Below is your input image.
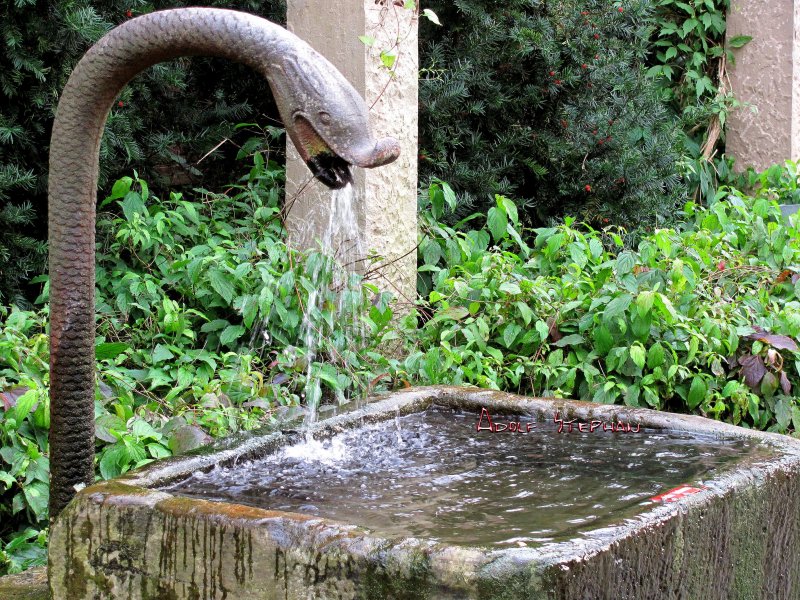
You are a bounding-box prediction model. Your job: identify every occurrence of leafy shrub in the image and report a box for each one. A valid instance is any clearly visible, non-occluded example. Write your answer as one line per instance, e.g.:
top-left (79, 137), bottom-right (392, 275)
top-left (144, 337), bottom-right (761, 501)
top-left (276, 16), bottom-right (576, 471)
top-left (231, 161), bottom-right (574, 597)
top-left (410, 171), bottom-right (800, 434)
top-left (88, 151), bottom-right (401, 413)
top-left (419, 0), bottom-right (684, 226)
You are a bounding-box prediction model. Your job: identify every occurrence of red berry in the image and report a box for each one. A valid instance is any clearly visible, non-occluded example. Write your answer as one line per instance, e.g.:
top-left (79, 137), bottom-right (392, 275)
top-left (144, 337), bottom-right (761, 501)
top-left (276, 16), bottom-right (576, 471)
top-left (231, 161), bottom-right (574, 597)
top-left (585, 185), bottom-right (592, 192)
top-left (594, 33), bottom-right (600, 39)
top-left (561, 119), bottom-right (568, 128)
top-left (716, 261), bottom-right (726, 271)
top-left (126, 9), bottom-right (132, 17)
top-left (598, 139), bottom-right (605, 145)
top-left (582, 63), bottom-right (588, 69)
top-left (581, 11), bottom-right (589, 16)
top-left (549, 71), bottom-right (556, 76)
top-left (618, 6), bottom-right (624, 12)
top-left (592, 129), bottom-right (598, 135)
top-left (555, 79), bottom-right (561, 85)
top-left (595, 54), bottom-right (599, 59)
top-left (118, 101), bottom-right (124, 107)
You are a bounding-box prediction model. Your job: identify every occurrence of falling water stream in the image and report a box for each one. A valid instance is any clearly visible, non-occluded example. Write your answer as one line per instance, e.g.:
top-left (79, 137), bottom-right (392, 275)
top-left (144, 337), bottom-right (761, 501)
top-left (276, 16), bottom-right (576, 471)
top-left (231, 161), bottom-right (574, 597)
top-left (298, 183), bottom-right (365, 435)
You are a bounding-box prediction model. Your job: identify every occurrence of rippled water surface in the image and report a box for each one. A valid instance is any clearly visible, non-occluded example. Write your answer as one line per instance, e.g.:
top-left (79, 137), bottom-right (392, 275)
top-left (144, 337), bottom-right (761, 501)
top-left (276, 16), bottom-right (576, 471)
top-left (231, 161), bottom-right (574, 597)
top-left (163, 407), bottom-right (770, 547)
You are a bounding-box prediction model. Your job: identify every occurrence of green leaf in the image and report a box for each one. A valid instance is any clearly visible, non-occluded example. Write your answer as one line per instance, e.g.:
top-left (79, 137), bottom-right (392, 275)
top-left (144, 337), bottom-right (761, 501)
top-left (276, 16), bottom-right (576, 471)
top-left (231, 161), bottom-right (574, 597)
top-left (615, 252), bottom-right (635, 276)
top-left (220, 325), bottom-right (245, 346)
top-left (516, 302), bottom-right (534, 326)
top-left (728, 35), bottom-right (753, 48)
top-left (22, 481), bottom-right (48, 520)
top-left (120, 191), bottom-right (146, 222)
top-left (554, 334), bottom-right (585, 347)
top-left (152, 344), bottom-right (174, 364)
top-left (647, 343), bottom-right (665, 369)
top-left (630, 345), bottom-right (646, 369)
top-left (380, 50), bottom-right (397, 69)
top-left (358, 35), bottom-right (376, 46)
top-left (603, 294), bottom-right (633, 323)
top-left (487, 206), bottom-right (508, 242)
top-left (687, 376), bottom-right (707, 409)
top-left (499, 282), bottom-right (521, 295)
top-left (593, 326), bottom-right (614, 356)
top-left (775, 397), bottom-right (792, 430)
top-left (208, 269), bottom-right (235, 304)
top-left (96, 342), bottom-right (129, 361)
top-left (636, 291), bottom-right (655, 318)
top-left (12, 389), bottom-right (37, 423)
top-left (535, 320), bottom-right (549, 341)
top-left (503, 324), bottom-right (522, 348)
top-left (440, 306), bottom-right (470, 321)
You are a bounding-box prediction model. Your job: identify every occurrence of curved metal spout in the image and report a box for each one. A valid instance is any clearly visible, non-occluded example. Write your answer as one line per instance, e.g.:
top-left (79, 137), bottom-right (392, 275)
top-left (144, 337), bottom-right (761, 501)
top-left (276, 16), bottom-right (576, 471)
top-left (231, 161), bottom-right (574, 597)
top-left (47, 8), bottom-right (400, 518)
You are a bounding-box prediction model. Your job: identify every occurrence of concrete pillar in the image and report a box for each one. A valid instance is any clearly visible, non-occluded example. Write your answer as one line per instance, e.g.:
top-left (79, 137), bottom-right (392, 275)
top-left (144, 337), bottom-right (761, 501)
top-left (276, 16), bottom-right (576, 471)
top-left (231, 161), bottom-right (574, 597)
top-left (285, 1), bottom-right (418, 307)
top-left (726, 0), bottom-right (799, 171)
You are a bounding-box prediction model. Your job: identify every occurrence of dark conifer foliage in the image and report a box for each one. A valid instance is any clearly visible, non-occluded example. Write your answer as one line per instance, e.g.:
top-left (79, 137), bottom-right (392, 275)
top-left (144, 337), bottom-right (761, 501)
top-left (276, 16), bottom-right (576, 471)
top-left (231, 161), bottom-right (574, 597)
top-left (418, 0), bottom-right (684, 227)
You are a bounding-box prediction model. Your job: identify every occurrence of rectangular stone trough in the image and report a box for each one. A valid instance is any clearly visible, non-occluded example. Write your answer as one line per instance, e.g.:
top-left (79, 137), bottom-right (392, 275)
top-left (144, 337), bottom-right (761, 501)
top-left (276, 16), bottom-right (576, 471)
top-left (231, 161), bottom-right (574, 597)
top-left (49, 386), bottom-right (800, 599)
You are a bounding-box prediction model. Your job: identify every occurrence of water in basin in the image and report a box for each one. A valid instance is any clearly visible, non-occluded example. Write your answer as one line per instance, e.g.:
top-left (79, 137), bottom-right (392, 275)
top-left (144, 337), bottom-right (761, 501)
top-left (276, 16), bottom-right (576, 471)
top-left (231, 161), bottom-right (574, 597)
top-left (162, 406), bottom-right (771, 548)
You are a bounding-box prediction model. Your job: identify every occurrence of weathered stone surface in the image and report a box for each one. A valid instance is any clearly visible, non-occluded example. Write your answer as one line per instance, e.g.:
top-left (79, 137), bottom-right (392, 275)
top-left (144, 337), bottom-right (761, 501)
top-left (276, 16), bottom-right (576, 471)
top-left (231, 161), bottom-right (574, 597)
top-left (726, 0), bottom-right (799, 171)
top-left (49, 386), bottom-right (800, 599)
top-left (0, 566), bottom-right (49, 600)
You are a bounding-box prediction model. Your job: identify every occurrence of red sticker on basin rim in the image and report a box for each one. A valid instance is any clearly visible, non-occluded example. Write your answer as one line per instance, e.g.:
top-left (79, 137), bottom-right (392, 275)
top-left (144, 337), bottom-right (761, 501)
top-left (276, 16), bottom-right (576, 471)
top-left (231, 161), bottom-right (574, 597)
top-left (650, 485), bottom-right (705, 503)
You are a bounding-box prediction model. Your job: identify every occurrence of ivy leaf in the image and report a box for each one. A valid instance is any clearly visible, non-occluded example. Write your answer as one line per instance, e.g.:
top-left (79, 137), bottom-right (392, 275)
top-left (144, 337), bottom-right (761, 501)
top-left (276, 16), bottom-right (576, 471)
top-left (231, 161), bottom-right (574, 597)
top-left (423, 8), bottom-right (441, 25)
top-left (728, 35), bottom-right (752, 48)
top-left (358, 35), bottom-right (375, 46)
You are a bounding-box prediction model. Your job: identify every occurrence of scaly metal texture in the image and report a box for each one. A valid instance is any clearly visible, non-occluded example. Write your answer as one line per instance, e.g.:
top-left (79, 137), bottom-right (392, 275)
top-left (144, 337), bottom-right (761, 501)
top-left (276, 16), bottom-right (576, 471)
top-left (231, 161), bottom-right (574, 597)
top-left (48, 7), bottom-right (399, 518)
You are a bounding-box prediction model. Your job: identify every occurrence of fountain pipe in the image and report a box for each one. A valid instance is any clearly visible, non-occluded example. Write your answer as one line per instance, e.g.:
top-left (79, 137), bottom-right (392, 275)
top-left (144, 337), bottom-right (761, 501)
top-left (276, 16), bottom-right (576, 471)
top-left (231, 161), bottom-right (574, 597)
top-left (47, 7), bottom-right (400, 518)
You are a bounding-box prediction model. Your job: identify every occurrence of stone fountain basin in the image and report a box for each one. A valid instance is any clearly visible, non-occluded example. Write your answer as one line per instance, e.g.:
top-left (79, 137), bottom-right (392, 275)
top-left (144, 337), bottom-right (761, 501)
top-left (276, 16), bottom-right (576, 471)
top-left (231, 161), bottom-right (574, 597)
top-left (49, 386), bottom-right (800, 599)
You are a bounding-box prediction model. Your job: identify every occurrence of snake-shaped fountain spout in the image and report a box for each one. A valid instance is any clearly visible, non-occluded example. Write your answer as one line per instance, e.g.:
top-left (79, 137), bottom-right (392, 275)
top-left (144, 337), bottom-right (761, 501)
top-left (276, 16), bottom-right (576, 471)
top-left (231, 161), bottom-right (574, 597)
top-left (48, 8), bottom-right (400, 518)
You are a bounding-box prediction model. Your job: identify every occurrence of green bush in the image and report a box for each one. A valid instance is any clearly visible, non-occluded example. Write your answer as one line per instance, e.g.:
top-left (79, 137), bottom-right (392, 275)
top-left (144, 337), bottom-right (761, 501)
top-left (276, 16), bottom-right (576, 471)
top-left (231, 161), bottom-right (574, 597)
top-left (411, 167), bottom-right (800, 434)
top-left (419, 0), bottom-right (684, 226)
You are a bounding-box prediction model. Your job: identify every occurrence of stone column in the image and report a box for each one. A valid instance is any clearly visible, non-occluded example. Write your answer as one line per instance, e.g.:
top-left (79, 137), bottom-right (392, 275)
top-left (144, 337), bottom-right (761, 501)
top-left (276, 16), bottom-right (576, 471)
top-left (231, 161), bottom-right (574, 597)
top-left (285, 0), bottom-right (418, 307)
top-left (726, 0), bottom-right (799, 171)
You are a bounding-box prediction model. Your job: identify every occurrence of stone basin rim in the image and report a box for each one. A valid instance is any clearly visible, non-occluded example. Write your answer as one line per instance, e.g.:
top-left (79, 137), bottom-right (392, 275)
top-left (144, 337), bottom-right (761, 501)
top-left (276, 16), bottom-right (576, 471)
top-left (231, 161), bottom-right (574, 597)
top-left (67, 385), bottom-right (800, 569)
